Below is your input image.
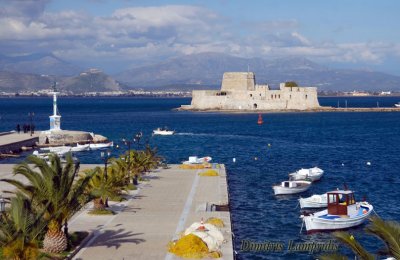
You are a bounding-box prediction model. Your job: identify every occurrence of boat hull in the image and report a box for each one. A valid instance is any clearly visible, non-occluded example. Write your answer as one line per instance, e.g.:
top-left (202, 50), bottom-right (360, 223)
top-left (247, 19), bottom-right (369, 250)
top-left (299, 194), bottom-right (327, 209)
top-left (302, 203), bottom-right (373, 232)
top-left (289, 167), bottom-right (323, 181)
top-left (273, 181), bottom-right (311, 195)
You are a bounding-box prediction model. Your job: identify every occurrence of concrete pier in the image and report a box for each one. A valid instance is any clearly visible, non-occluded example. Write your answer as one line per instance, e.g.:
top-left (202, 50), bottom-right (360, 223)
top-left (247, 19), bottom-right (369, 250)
top-left (0, 132), bottom-right (39, 155)
top-left (0, 164), bottom-right (233, 260)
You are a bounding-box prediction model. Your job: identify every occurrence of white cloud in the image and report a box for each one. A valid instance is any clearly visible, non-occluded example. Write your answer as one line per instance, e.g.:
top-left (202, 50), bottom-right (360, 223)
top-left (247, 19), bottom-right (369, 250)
top-left (0, 2), bottom-right (398, 73)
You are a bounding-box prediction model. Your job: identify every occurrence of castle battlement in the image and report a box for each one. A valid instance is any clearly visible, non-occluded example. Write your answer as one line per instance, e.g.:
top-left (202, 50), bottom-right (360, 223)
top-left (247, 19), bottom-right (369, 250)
top-left (185, 72), bottom-right (320, 111)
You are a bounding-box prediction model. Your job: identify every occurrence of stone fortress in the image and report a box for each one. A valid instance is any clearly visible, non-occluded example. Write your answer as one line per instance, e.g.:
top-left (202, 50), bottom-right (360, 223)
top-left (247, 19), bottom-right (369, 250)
top-left (181, 72), bottom-right (321, 111)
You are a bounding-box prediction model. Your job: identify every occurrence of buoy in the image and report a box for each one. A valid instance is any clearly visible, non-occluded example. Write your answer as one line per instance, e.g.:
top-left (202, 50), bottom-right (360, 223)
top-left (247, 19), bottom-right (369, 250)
top-left (254, 157), bottom-right (258, 160)
top-left (197, 218), bottom-right (206, 231)
top-left (367, 162), bottom-right (371, 166)
top-left (257, 114), bottom-right (263, 125)
top-left (232, 158), bottom-right (236, 163)
top-left (341, 163), bottom-right (344, 166)
top-left (268, 143), bottom-right (271, 147)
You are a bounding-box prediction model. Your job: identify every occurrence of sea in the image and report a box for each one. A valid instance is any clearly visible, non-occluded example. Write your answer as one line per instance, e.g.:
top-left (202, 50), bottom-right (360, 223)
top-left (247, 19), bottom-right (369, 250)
top-left (1, 96), bottom-right (400, 259)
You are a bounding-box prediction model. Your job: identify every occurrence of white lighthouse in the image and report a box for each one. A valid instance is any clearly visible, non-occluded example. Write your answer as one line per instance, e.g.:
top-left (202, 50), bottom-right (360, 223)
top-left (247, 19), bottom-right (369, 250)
top-left (49, 82), bottom-right (61, 131)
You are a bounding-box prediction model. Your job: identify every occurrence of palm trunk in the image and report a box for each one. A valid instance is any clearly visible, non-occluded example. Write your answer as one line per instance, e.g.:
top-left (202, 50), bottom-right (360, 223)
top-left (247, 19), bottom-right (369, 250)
top-left (93, 198), bottom-right (105, 210)
top-left (43, 219), bottom-right (68, 253)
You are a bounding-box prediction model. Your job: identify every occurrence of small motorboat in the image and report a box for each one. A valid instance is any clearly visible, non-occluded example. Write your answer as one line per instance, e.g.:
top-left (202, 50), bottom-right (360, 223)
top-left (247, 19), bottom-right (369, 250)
top-left (289, 167), bottom-right (324, 182)
top-left (272, 180), bottom-right (312, 195)
top-left (153, 127), bottom-right (175, 135)
top-left (70, 144), bottom-right (90, 152)
top-left (395, 102), bottom-right (400, 108)
top-left (301, 189), bottom-right (373, 233)
top-left (299, 193), bottom-right (328, 209)
top-left (182, 156), bottom-right (212, 164)
top-left (89, 141), bottom-right (113, 150)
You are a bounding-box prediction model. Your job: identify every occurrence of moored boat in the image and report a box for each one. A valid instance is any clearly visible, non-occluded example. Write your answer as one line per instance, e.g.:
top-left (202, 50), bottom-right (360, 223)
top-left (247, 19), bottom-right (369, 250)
top-left (272, 180), bottom-right (312, 195)
top-left (89, 141), bottom-right (113, 150)
top-left (395, 102), bottom-right (400, 108)
top-left (70, 143), bottom-right (90, 152)
top-left (299, 193), bottom-right (327, 209)
top-left (153, 127), bottom-right (175, 135)
top-left (301, 189), bottom-right (373, 233)
top-left (289, 167), bottom-right (324, 181)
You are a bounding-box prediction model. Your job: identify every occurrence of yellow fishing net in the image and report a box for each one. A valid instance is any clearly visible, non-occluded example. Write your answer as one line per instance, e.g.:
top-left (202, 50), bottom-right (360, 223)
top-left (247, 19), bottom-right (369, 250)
top-left (198, 170), bottom-right (219, 176)
top-left (179, 163), bottom-right (211, 169)
top-left (205, 217), bottom-right (225, 228)
top-left (168, 234), bottom-right (209, 258)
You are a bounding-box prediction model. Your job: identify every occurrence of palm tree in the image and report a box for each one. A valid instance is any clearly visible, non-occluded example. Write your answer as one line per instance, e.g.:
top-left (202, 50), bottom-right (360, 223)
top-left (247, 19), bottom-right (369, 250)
top-left (320, 216), bottom-right (400, 259)
top-left (1, 153), bottom-right (93, 254)
top-left (84, 166), bottom-right (127, 210)
top-left (0, 193), bottom-right (48, 260)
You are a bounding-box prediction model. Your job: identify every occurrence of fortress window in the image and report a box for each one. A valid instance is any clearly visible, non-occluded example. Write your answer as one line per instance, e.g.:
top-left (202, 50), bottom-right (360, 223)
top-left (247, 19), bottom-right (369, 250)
top-left (253, 103), bottom-right (258, 109)
top-left (250, 94), bottom-right (253, 97)
top-left (278, 94), bottom-right (280, 99)
top-left (259, 94), bottom-right (261, 96)
top-left (274, 94), bottom-right (277, 99)
top-left (290, 95), bottom-right (291, 99)
top-left (271, 94), bottom-right (273, 99)
top-left (305, 94), bottom-right (308, 99)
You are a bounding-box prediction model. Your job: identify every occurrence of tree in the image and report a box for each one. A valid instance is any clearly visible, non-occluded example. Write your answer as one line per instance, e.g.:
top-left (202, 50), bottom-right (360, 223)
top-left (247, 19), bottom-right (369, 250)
top-left (0, 193), bottom-right (48, 260)
top-left (1, 153), bottom-right (93, 253)
top-left (285, 81), bottom-right (298, 87)
top-left (320, 216), bottom-right (400, 259)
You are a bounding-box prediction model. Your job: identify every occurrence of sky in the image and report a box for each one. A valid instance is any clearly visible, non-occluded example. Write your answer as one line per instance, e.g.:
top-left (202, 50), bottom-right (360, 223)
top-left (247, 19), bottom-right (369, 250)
top-left (1, 0), bottom-right (400, 75)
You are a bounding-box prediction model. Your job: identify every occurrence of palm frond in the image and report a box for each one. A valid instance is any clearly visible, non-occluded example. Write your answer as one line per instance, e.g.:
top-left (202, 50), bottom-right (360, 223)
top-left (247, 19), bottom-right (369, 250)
top-left (333, 231), bottom-right (375, 260)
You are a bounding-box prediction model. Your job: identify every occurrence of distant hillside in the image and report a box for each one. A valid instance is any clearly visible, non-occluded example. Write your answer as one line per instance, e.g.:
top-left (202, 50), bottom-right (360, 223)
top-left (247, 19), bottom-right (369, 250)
top-left (0, 69), bottom-right (122, 94)
top-left (59, 69), bottom-right (122, 93)
top-left (0, 71), bottom-right (54, 92)
top-left (115, 52), bottom-right (400, 91)
top-left (0, 53), bottom-right (82, 76)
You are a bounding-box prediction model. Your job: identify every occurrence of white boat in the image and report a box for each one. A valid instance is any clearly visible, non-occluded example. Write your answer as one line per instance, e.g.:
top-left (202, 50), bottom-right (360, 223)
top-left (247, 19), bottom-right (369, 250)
top-left (272, 180), bottom-right (312, 195)
top-left (395, 102), bottom-right (400, 108)
top-left (89, 141), bottom-right (113, 150)
top-left (301, 190), bottom-right (373, 233)
top-left (299, 193), bottom-right (328, 209)
top-left (289, 167), bottom-right (324, 181)
top-left (153, 127), bottom-right (175, 135)
top-left (40, 145), bottom-right (71, 153)
top-left (70, 144), bottom-right (90, 152)
top-left (182, 156), bottom-right (212, 164)
top-left (33, 150), bottom-right (70, 159)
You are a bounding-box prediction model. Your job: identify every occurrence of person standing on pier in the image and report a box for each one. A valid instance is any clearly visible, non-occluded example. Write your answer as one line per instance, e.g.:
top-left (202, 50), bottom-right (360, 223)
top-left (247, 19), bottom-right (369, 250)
top-left (16, 124), bottom-right (20, 134)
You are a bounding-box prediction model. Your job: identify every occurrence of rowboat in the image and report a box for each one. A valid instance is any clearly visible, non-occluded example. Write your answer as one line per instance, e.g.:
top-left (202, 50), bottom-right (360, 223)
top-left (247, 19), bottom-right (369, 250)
top-left (272, 180), bottom-right (312, 195)
top-left (289, 167), bottom-right (324, 181)
top-left (89, 141), bottom-right (113, 150)
top-left (299, 193), bottom-right (327, 209)
top-left (301, 189), bottom-right (373, 233)
top-left (70, 144), bottom-right (90, 152)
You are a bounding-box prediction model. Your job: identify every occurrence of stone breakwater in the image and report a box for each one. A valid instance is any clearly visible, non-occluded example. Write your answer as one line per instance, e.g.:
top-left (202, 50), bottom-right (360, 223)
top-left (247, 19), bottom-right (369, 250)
top-left (178, 106), bottom-right (400, 113)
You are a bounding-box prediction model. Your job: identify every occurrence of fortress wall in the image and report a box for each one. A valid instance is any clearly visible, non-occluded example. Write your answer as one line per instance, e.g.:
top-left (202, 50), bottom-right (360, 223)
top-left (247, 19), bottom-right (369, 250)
top-left (191, 90), bottom-right (227, 109)
top-left (186, 72), bottom-right (320, 111)
top-left (221, 72), bottom-right (255, 92)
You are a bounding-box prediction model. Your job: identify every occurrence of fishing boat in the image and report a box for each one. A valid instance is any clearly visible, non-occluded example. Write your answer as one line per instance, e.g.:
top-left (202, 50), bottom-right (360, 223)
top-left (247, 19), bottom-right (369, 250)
top-left (301, 189), bottom-right (373, 233)
top-left (289, 167), bottom-right (324, 182)
top-left (272, 180), bottom-right (312, 195)
top-left (299, 193), bottom-right (328, 209)
top-left (153, 127), bottom-right (175, 135)
top-left (40, 145), bottom-right (71, 153)
top-left (257, 114), bottom-right (263, 125)
top-left (89, 141), bottom-right (113, 150)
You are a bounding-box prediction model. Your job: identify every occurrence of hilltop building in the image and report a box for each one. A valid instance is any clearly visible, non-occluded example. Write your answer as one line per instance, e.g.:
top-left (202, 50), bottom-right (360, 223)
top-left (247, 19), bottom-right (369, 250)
top-left (181, 72), bottom-right (320, 111)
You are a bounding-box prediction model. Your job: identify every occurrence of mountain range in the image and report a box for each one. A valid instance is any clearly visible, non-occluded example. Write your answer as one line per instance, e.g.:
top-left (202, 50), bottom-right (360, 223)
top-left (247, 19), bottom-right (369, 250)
top-left (1, 52), bottom-right (400, 93)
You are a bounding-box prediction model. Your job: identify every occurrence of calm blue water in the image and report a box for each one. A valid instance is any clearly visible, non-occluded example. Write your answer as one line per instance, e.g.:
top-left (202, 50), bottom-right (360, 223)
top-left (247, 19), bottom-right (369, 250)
top-left (1, 96), bottom-right (400, 259)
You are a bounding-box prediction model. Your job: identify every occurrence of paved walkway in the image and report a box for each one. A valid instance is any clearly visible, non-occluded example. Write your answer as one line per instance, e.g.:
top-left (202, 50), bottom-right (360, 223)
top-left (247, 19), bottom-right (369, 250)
top-left (0, 164), bottom-right (233, 260)
top-left (0, 132), bottom-right (39, 154)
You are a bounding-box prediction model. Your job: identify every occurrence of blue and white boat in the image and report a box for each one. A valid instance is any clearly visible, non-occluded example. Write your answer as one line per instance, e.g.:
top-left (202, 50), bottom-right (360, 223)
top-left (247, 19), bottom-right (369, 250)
top-left (301, 189), bottom-right (373, 233)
